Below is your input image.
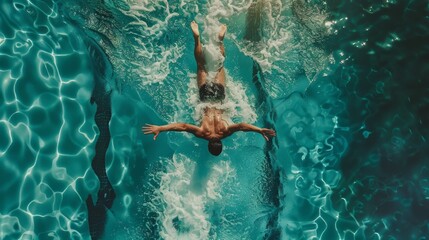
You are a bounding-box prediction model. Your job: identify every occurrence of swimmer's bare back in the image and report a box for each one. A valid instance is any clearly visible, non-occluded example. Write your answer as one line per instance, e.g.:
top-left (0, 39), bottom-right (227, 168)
top-left (200, 108), bottom-right (229, 140)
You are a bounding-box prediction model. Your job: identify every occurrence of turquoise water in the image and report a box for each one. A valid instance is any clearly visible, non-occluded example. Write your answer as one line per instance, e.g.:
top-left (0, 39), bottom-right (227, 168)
top-left (1, 0), bottom-right (429, 239)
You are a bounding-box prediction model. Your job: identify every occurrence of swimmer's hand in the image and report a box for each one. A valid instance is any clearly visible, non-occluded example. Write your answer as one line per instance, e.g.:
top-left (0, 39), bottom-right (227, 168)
top-left (260, 128), bottom-right (276, 141)
top-left (142, 124), bottom-right (161, 140)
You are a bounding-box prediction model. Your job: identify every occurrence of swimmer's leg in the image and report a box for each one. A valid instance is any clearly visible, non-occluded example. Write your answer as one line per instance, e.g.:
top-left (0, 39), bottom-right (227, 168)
top-left (191, 21), bottom-right (207, 87)
top-left (215, 24), bottom-right (227, 86)
top-left (192, 21), bottom-right (205, 64)
top-left (218, 24), bottom-right (226, 57)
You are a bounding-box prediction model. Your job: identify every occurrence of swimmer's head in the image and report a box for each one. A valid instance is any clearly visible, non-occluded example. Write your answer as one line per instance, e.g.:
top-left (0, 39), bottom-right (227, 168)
top-left (208, 139), bottom-right (222, 156)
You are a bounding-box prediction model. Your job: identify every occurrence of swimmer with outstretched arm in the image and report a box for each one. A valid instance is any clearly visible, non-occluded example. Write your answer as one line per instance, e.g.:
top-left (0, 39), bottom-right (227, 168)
top-left (143, 21), bottom-right (276, 156)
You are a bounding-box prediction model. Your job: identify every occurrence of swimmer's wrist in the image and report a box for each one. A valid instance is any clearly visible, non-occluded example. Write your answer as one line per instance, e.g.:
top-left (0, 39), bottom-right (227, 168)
top-left (259, 128), bottom-right (268, 134)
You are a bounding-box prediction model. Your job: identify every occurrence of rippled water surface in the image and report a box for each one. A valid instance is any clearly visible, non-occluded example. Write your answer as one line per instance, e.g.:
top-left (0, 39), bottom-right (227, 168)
top-left (1, 0), bottom-right (428, 239)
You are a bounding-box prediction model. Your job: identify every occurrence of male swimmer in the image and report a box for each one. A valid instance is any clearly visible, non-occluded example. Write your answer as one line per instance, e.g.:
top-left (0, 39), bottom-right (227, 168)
top-left (143, 21), bottom-right (276, 156)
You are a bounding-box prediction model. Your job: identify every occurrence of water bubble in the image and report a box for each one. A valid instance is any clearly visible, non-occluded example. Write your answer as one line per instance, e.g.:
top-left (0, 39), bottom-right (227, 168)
top-left (123, 194), bottom-right (132, 208)
top-left (13, 3), bottom-right (26, 11)
top-left (363, 130), bottom-right (372, 138)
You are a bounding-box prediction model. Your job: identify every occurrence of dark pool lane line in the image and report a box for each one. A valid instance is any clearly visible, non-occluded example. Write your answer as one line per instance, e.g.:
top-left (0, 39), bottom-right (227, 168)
top-left (245, 1), bottom-right (281, 239)
top-left (252, 60), bottom-right (281, 240)
top-left (83, 35), bottom-right (116, 240)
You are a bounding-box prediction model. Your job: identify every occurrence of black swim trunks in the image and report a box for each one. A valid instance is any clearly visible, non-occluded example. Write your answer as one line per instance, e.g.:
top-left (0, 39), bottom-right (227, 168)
top-left (199, 83), bottom-right (225, 102)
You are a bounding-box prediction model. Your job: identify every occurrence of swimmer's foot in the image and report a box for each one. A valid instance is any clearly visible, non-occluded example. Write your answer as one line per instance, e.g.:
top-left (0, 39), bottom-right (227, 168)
top-left (218, 24), bottom-right (227, 41)
top-left (191, 21), bottom-right (199, 38)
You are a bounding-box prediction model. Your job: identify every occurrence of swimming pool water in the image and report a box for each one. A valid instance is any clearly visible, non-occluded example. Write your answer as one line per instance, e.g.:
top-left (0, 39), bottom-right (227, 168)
top-left (1, 0), bottom-right (428, 239)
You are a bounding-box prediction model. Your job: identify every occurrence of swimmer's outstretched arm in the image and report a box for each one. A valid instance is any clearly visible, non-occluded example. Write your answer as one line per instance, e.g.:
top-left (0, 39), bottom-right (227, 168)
top-left (142, 123), bottom-right (202, 140)
top-left (227, 123), bottom-right (276, 141)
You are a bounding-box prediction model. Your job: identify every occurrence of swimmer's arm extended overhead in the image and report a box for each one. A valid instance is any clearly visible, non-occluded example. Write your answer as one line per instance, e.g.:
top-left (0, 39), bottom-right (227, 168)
top-left (227, 123), bottom-right (276, 141)
top-left (142, 123), bottom-right (202, 140)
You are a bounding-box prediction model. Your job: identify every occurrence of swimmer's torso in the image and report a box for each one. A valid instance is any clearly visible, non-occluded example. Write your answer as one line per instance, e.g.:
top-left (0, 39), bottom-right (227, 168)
top-left (200, 107), bottom-right (229, 139)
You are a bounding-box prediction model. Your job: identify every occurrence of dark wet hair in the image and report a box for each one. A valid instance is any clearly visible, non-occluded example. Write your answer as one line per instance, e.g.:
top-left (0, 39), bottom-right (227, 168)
top-left (208, 139), bottom-right (222, 156)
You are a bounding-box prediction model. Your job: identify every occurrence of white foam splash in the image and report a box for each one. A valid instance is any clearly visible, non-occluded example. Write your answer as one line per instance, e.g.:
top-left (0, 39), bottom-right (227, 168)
top-left (233, 0), bottom-right (293, 72)
top-left (198, 0), bottom-right (253, 39)
top-left (134, 43), bottom-right (184, 85)
top-left (117, 0), bottom-right (184, 86)
top-left (147, 154), bottom-right (236, 240)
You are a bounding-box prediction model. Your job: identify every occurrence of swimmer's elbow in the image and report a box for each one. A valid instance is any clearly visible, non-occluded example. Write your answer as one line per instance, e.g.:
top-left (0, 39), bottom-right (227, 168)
top-left (237, 123), bottom-right (246, 131)
top-left (176, 123), bottom-right (188, 131)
